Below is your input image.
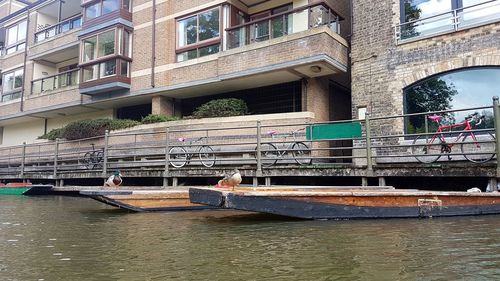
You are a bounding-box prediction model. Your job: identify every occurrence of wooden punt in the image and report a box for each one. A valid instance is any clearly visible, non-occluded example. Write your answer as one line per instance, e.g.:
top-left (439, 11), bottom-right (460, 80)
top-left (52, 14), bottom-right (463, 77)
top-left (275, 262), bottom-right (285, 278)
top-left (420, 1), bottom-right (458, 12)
top-left (189, 186), bottom-right (500, 219)
top-left (80, 189), bottom-right (219, 212)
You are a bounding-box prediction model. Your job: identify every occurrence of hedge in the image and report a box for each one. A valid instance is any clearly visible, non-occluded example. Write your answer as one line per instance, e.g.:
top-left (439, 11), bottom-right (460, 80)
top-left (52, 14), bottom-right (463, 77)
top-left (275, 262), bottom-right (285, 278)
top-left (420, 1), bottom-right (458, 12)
top-left (192, 98), bottom-right (248, 118)
top-left (141, 114), bottom-right (180, 124)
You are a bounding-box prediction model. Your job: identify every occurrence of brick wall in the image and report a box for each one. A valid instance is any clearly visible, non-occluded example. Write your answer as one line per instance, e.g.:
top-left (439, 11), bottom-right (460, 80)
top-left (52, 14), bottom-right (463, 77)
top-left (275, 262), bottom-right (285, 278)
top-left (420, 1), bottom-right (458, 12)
top-left (351, 0), bottom-right (500, 132)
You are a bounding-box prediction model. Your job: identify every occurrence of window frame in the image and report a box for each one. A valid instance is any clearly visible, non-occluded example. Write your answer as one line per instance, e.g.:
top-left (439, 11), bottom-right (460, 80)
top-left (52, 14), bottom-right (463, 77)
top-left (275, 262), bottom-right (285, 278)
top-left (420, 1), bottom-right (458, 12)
top-left (84, 0), bottom-right (121, 21)
top-left (80, 28), bottom-right (120, 64)
top-left (1, 68), bottom-right (24, 102)
top-left (175, 6), bottom-right (222, 61)
top-left (398, 0), bottom-right (493, 23)
top-left (4, 20), bottom-right (27, 55)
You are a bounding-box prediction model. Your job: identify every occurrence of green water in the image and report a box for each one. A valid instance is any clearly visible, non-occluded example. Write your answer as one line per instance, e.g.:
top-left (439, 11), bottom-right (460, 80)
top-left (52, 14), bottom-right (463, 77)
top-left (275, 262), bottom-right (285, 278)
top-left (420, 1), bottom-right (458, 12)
top-left (0, 196), bottom-right (499, 281)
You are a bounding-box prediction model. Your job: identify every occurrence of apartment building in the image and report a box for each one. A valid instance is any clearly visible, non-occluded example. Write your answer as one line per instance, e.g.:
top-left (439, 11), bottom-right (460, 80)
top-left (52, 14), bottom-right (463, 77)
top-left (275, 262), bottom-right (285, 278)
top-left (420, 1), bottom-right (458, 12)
top-left (0, 0), bottom-right (351, 146)
top-left (351, 0), bottom-right (500, 135)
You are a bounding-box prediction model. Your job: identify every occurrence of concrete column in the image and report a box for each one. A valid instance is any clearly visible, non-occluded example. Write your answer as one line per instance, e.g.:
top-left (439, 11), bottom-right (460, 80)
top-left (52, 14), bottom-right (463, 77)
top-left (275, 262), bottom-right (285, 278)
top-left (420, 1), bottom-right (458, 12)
top-left (152, 96), bottom-right (176, 116)
top-left (304, 77), bottom-right (330, 122)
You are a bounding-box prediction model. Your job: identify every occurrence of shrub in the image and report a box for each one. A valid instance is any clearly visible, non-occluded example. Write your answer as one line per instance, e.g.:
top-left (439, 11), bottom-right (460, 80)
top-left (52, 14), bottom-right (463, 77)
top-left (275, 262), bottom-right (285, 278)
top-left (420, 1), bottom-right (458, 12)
top-left (192, 98), bottom-right (248, 119)
top-left (38, 128), bottom-right (65, 140)
top-left (61, 119), bottom-right (140, 140)
top-left (141, 114), bottom-right (180, 124)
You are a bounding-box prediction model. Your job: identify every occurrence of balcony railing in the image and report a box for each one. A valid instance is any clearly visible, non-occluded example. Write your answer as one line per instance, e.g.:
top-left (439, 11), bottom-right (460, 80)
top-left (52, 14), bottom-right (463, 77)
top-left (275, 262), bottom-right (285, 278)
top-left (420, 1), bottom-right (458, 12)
top-left (34, 15), bottom-right (82, 43)
top-left (395, 0), bottom-right (500, 44)
top-left (226, 2), bottom-right (342, 50)
top-left (31, 69), bottom-right (80, 94)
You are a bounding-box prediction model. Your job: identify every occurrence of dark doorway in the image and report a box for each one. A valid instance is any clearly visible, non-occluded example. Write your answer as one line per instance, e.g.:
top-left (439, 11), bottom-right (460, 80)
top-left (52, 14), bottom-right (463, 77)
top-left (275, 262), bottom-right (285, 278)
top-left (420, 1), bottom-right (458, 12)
top-left (116, 104), bottom-right (152, 121)
top-left (181, 81), bottom-right (302, 116)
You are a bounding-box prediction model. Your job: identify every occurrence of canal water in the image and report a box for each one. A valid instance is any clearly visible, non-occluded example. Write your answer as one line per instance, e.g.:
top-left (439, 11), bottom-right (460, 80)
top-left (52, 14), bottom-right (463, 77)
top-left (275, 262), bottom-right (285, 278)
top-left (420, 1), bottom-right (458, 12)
top-left (1, 196), bottom-right (499, 281)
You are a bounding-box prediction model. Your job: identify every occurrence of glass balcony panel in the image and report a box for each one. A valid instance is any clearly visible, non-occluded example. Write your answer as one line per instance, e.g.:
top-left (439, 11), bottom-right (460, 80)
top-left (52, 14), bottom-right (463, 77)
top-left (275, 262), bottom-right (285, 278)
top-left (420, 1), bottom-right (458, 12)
top-left (400, 12), bottom-right (455, 40)
top-left (459, 1), bottom-right (500, 28)
top-left (226, 4), bottom-right (342, 50)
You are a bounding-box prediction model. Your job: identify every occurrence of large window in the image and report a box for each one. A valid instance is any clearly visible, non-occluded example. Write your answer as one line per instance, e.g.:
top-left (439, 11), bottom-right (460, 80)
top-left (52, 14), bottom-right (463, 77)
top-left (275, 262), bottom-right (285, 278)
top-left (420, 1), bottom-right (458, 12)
top-left (85, 0), bottom-right (119, 20)
top-left (80, 28), bottom-right (131, 83)
top-left (177, 7), bottom-right (221, 62)
top-left (82, 30), bottom-right (116, 62)
top-left (404, 67), bottom-right (500, 133)
top-left (1, 68), bottom-right (23, 102)
top-left (4, 20), bottom-right (27, 55)
top-left (399, 0), bottom-right (500, 40)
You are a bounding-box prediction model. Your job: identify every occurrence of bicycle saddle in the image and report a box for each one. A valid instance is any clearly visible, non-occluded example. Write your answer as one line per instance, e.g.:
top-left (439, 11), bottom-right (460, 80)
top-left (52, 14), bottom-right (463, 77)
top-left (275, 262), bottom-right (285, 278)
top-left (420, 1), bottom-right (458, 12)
top-left (177, 137), bottom-right (186, 142)
top-left (428, 115), bottom-right (443, 122)
top-left (267, 130), bottom-right (277, 135)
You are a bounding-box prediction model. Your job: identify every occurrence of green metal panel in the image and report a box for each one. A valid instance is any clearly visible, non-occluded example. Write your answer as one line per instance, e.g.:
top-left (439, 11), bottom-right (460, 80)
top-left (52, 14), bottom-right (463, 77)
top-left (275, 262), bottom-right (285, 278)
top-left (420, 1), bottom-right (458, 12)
top-left (306, 122), bottom-right (362, 140)
top-left (0, 187), bottom-right (30, 195)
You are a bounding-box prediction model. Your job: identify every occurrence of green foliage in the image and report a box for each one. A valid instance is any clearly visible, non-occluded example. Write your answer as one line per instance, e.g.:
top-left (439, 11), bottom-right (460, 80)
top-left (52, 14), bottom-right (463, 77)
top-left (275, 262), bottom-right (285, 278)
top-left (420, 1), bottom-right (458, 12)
top-left (192, 98), bottom-right (248, 119)
top-left (405, 78), bottom-right (458, 133)
top-left (38, 128), bottom-right (65, 140)
top-left (61, 119), bottom-right (140, 140)
top-left (401, 1), bottom-right (422, 39)
top-left (141, 114), bottom-right (180, 124)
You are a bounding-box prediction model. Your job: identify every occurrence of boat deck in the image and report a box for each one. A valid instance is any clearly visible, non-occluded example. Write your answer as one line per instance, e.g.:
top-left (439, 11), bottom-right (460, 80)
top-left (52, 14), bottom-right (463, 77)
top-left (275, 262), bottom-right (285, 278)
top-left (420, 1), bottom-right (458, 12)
top-left (189, 186), bottom-right (500, 219)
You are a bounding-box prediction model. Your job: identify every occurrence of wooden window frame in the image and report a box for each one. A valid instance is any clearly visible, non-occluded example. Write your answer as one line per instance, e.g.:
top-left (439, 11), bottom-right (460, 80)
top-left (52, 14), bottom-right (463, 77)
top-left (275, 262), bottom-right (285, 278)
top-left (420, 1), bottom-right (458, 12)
top-left (176, 6), bottom-right (222, 55)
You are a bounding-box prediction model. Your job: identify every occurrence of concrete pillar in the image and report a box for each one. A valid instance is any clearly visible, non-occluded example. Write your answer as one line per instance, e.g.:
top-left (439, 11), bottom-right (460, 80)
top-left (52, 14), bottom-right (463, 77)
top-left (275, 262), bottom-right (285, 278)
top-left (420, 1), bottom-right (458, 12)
top-left (304, 77), bottom-right (330, 122)
top-left (303, 77), bottom-right (330, 162)
top-left (152, 96), bottom-right (176, 116)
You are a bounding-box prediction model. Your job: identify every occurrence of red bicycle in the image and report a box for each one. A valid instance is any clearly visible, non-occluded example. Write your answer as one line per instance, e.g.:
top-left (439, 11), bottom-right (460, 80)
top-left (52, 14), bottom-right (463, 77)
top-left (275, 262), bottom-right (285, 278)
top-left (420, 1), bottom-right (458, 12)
top-left (412, 112), bottom-right (496, 163)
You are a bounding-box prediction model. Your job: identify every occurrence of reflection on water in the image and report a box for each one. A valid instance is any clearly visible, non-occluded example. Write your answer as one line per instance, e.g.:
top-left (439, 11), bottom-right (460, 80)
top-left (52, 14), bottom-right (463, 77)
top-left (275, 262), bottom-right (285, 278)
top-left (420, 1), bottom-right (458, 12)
top-left (1, 196), bottom-right (499, 281)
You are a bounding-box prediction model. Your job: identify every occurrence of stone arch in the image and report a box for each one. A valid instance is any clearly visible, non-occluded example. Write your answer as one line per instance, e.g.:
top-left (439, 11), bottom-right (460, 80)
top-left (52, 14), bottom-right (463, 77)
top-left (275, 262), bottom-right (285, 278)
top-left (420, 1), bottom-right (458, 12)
top-left (401, 55), bottom-right (500, 88)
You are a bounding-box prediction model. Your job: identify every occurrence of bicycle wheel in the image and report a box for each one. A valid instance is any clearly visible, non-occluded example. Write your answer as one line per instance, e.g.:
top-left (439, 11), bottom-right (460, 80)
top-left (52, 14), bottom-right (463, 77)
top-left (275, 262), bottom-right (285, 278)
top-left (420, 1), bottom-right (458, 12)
top-left (412, 135), bottom-right (443, 163)
top-left (93, 150), bottom-right (104, 169)
top-left (256, 143), bottom-right (278, 167)
top-left (461, 132), bottom-right (495, 163)
top-left (199, 146), bottom-right (216, 168)
top-left (292, 142), bottom-right (312, 165)
top-left (83, 151), bottom-right (94, 169)
top-left (168, 146), bottom-right (188, 168)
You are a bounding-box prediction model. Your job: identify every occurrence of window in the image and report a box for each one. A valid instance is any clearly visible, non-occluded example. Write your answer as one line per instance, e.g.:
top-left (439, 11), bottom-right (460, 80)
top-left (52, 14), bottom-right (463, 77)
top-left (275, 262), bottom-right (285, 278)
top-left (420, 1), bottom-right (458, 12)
top-left (97, 30), bottom-right (115, 57)
top-left (177, 7), bottom-right (221, 61)
top-left (5, 20), bottom-right (27, 55)
top-left (1, 68), bottom-right (23, 102)
top-left (404, 67), bottom-right (500, 134)
top-left (86, 3), bottom-right (101, 19)
top-left (82, 29), bottom-right (116, 62)
top-left (102, 0), bottom-right (119, 15)
top-left (399, 0), bottom-right (500, 40)
top-left (85, 0), bottom-right (119, 20)
top-left (80, 28), bottom-right (131, 83)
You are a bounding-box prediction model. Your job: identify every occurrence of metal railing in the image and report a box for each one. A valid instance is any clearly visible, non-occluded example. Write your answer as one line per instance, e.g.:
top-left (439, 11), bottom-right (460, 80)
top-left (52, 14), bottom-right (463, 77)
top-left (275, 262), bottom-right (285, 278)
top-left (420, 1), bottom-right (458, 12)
top-left (34, 15), bottom-right (82, 43)
top-left (395, 0), bottom-right (500, 44)
top-left (1, 98), bottom-right (500, 185)
top-left (226, 2), bottom-right (342, 49)
top-left (31, 68), bottom-right (80, 94)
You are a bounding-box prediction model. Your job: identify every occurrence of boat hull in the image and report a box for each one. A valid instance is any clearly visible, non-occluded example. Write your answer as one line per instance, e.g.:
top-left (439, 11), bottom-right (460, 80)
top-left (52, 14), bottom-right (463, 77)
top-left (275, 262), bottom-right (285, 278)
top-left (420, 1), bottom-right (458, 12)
top-left (0, 187), bottom-right (30, 195)
top-left (81, 190), bottom-right (218, 212)
top-left (189, 187), bottom-right (500, 219)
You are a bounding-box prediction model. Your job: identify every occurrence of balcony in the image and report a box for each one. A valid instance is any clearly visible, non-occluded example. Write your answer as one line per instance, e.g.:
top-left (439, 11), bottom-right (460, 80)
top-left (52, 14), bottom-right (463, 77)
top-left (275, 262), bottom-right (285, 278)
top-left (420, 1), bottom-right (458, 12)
top-left (31, 68), bottom-right (79, 95)
top-left (226, 3), bottom-right (342, 49)
top-left (395, 0), bottom-right (500, 44)
top-left (34, 15), bottom-right (82, 43)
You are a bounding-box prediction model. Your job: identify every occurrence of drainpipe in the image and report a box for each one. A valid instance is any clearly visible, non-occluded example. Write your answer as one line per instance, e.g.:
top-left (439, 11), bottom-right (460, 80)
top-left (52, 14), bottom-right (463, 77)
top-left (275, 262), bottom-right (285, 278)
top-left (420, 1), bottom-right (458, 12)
top-left (151, 0), bottom-right (156, 88)
top-left (20, 8), bottom-right (31, 112)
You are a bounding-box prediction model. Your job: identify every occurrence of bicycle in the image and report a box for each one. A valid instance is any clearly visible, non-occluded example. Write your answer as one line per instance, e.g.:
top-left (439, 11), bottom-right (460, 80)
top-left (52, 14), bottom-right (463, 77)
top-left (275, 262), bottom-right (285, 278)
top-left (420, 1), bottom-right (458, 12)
top-left (83, 143), bottom-right (104, 169)
top-left (256, 128), bottom-right (312, 167)
top-left (168, 137), bottom-right (216, 168)
top-left (412, 112), bottom-right (496, 163)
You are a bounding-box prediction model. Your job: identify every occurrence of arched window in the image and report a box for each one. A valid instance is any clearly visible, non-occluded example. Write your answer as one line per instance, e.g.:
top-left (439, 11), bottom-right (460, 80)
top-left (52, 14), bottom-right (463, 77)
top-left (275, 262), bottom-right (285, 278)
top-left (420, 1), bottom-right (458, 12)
top-left (404, 67), bottom-right (500, 133)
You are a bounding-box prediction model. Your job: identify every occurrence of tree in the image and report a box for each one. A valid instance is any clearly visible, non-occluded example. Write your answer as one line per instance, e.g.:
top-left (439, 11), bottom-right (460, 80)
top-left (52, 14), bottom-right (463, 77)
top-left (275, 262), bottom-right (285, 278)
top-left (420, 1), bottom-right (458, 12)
top-left (405, 77), bottom-right (458, 133)
top-left (401, 1), bottom-right (422, 39)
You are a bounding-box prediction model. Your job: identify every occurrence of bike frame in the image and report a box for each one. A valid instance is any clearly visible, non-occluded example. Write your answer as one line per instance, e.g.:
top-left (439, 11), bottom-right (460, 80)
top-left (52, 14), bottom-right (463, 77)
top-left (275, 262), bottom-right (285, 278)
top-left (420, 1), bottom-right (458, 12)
top-left (428, 118), bottom-right (476, 148)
